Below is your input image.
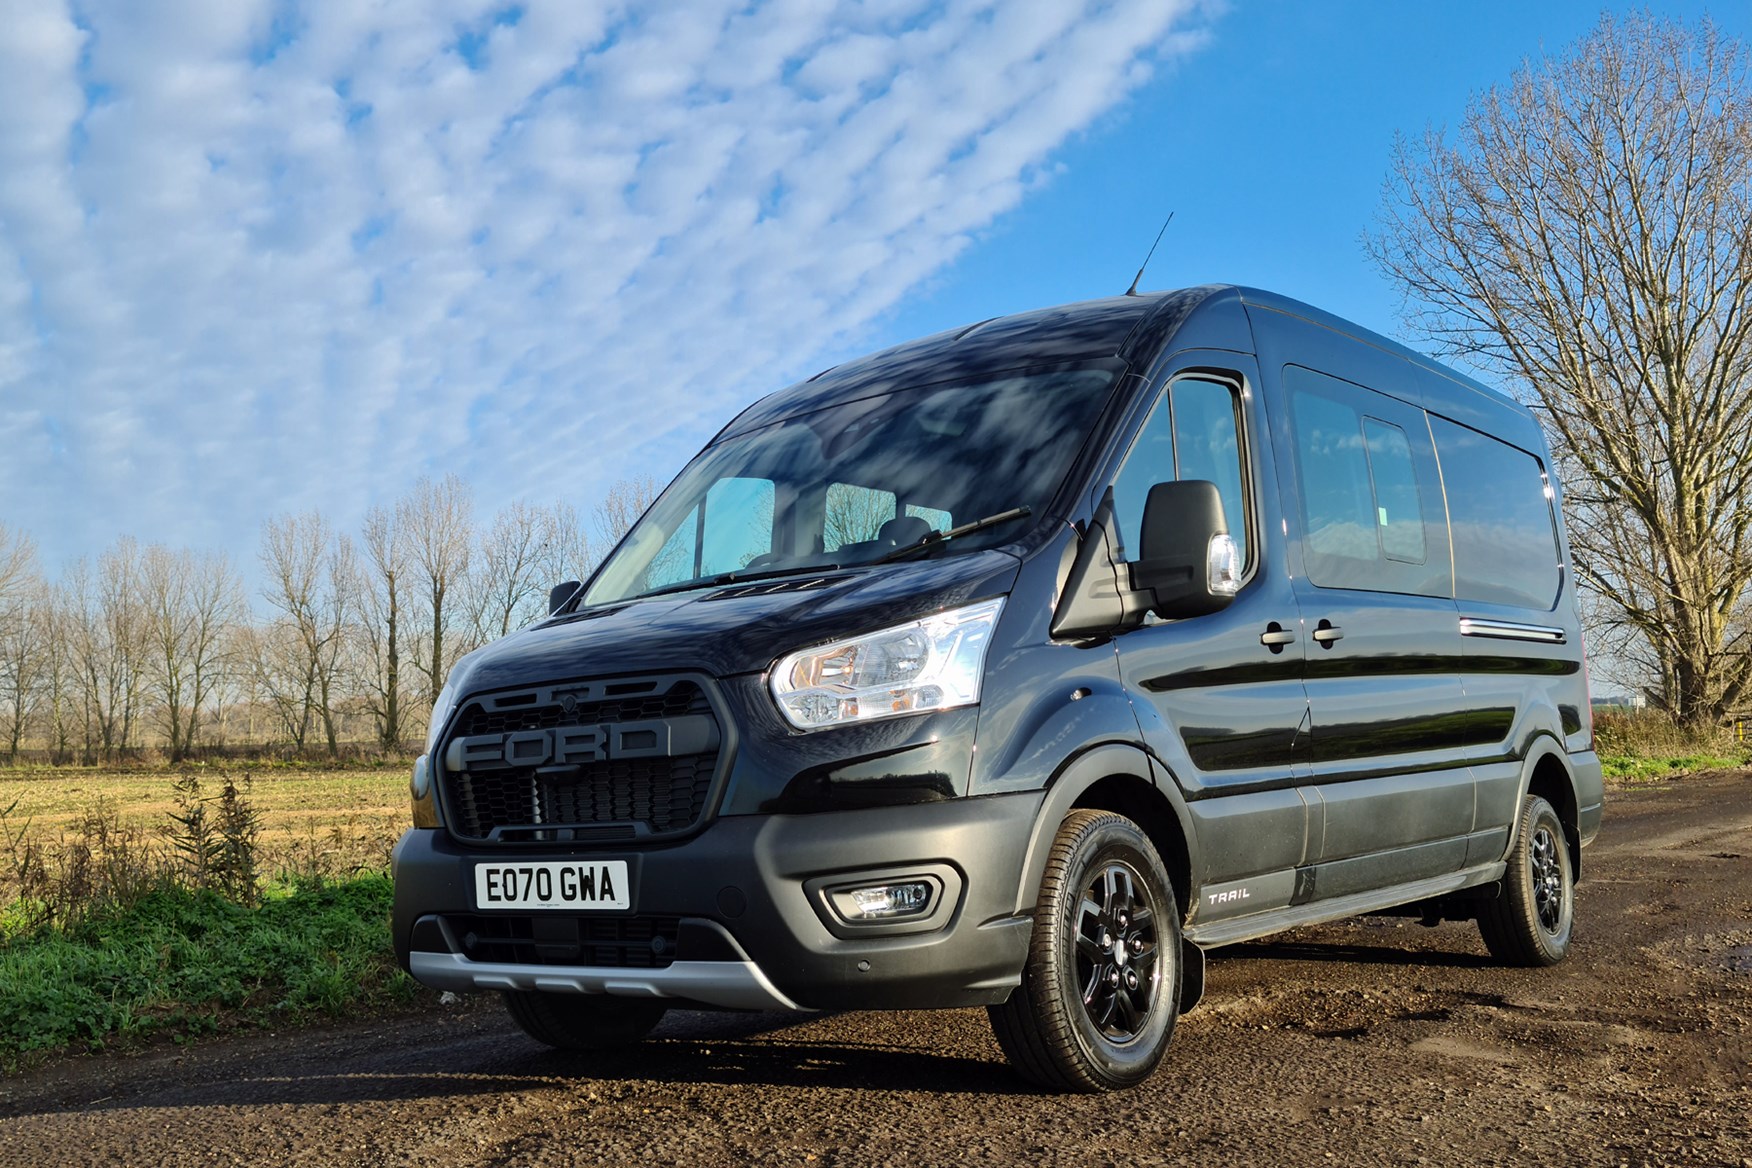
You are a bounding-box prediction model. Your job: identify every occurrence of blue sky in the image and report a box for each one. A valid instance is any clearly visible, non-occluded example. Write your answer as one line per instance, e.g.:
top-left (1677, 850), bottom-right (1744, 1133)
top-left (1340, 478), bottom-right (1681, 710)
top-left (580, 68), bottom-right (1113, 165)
top-left (1, 0), bottom-right (1743, 581)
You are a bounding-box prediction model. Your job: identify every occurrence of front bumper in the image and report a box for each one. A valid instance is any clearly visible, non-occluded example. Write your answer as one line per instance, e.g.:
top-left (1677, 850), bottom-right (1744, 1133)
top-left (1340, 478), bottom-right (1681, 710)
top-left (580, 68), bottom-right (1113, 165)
top-left (392, 792), bottom-right (1044, 1012)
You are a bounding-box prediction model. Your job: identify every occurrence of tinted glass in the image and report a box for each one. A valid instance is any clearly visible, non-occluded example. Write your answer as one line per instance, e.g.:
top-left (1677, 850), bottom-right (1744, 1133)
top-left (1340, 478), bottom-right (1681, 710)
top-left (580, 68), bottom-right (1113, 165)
top-left (585, 368), bottom-right (1116, 605)
top-left (644, 478), bottom-right (778, 587)
top-left (1430, 416), bottom-right (1561, 610)
top-left (823, 483), bottom-right (896, 552)
top-left (1111, 377), bottom-right (1249, 568)
top-left (1293, 389), bottom-right (1379, 588)
top-left (1362, 419), bottom-right (1425, 564)
top-left (1173, 379), bottom-right (1249, 567)
top-left (1287, 363), bottom-right (1457, 596)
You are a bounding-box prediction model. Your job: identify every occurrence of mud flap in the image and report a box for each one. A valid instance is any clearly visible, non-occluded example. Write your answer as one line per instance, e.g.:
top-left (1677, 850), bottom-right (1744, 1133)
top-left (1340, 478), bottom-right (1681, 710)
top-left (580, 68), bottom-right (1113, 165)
top-left (1179, 937), bottom-right (1205, 1013)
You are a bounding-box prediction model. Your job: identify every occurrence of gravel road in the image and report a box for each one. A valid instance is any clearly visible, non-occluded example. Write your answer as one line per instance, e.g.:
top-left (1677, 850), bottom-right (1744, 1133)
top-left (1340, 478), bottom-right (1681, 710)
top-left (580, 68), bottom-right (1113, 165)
top-left (2, 772), bottom-right (1748, 1167)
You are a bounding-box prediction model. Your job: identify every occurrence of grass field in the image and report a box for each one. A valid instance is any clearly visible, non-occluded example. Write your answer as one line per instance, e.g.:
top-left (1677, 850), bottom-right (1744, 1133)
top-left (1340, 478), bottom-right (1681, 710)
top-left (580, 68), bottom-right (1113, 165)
top-left (0, 764), bottom-right (420, 1064)
top-left (0, 764), bottom-right (412, 884)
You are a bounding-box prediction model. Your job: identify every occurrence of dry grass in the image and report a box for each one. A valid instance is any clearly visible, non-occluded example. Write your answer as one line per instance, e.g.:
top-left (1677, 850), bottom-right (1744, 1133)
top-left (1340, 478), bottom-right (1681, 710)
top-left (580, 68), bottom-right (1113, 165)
top-left (1591, 706), bottom-right (1752, 783)
top-left (0, 764), bottom-right (410, 890)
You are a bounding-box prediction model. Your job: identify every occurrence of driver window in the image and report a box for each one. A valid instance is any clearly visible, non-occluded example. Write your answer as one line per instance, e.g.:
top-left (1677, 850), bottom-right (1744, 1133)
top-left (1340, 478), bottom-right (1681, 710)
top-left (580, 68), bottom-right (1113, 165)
top-left (1111, 376), bottom-right (1249, 569)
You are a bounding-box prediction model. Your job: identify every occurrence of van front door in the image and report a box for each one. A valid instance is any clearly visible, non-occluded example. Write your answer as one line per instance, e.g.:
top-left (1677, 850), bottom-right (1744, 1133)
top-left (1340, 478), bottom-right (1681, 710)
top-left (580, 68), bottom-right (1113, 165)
top-left (1108, 358), bottom-right (1313, 924)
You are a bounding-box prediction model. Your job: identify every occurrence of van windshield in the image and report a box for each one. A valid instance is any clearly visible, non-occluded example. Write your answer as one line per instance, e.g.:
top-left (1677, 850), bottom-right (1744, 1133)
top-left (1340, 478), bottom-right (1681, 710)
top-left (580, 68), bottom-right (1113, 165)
top-left (583, 367), bottom-right (1118, 607)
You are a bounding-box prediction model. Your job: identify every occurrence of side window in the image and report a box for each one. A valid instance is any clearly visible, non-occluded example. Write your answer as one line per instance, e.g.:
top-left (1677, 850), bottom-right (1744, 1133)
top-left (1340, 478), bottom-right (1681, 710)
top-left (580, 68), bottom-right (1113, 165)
top-left (1172, 379), bottom-right (1249, 569)
top-left (1286, 366), bottom-right (1448, 596)
top-left (643, 476), bottom-right (775, 587)
top-left (1111, 376), bottom-right (1250, 569)
top-left (823, 483), bottom-right (896, 552)
top-left (1429, 417), bottom-right (1561, 610)
top-left (904, 503), bottom-right (953, 533)
top-left (647, 512), bottom-right (699, 589)
top-left (1362, 419), bottom-right (1426, 564)
top-left (1293, 390), bottom-right (1377, 577)
top-left (700, 477), bottom-right (775, 574)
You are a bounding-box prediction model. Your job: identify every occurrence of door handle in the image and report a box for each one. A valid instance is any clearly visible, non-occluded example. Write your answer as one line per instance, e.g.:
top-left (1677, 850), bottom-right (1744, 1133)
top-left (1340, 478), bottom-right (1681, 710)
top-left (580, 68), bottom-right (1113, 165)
top-left (1312, 622), bottom-right (1344, 645)
top-left (1260, 623), bottom-right (1297, 648)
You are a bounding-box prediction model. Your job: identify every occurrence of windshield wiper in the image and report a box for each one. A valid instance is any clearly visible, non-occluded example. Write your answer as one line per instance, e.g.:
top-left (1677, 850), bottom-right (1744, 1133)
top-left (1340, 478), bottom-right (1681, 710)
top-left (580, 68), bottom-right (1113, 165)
top-left (624, 561), bottom-right (847, 604)
top-left (596, 508), bottom-right (1032, 607)
top-left (870, 506), bottom-right (1033, 565)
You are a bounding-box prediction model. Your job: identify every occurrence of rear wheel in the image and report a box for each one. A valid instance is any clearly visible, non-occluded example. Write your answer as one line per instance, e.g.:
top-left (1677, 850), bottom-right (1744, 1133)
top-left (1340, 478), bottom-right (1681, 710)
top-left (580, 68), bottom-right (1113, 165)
top-left (988, 809), bottom-right (1181, 1092)
top-left (502, 992), bottom-right (668, 1050)
top-left (1478, 794), bottom-right (1574, 966)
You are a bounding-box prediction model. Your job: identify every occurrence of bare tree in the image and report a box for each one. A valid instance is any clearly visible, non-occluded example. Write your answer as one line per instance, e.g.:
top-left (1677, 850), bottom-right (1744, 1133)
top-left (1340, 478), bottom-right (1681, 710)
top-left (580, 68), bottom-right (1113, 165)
top-left (140, 545), bottom-right (242, 761)
top-left (359, 503), bottom-right (410, 750)
top-left (0, 523), bottom-right (34, 612)
top-left (402, 475), bottom-right (473, 706)
top-left (592, 475), bottom-right (660, 557)
top-left (0, 527), bottom-right (40, 759)
top-left (60, 542), bottom-right (150, 762)
top-left (240, 622), bottom-right (313, 752)
top-left (0, 581), bottom-right (47, 762)
top-left (1370, 13), bottom-right (1752, 726)
top-left (259, 513), bottom-right (355, 756)
top-left (464, 500), bottom-right (592, 644)
top-left (37, 586), bottom-right (77, 764)
top-left (463, 500), bottom-right (544, 648)
top-left (824, 484), bottom-right (894, 550)
top-left (538, 500), bottom-right (592, 593)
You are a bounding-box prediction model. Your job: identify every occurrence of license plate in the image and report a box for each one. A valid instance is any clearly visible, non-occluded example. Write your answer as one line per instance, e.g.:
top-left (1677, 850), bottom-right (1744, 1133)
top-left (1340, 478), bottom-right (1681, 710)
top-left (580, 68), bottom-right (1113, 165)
top-left (473, 861), bottom-right (631, 911)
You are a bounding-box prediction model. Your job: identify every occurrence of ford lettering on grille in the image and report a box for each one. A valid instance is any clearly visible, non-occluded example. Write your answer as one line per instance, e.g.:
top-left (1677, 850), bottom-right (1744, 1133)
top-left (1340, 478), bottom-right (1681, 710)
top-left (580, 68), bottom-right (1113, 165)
top-left (444, 715), bottom-right (719, 772)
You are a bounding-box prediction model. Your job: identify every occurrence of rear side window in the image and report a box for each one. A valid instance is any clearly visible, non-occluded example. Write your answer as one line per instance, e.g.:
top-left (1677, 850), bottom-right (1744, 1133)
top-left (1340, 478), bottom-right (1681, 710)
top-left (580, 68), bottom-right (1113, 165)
top-left (1362, 419), bottom-right (1426, 564)
top-left (1429, 417), bottom-right (1562, 610)
top-left (1285, 366), bottom-right (1448, 597)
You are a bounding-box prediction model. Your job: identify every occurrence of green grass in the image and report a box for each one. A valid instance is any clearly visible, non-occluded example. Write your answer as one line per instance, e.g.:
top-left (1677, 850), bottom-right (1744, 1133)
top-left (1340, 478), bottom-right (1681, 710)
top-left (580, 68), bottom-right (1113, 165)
top-left (0, 766), bottom-right (424, 1068)
top-left (1592, 706), bottom-right (1752, 784)
top-left (1597, 752), bottom-right (1747, 782)
top-left (0, 874), bottom-right (417, 1065)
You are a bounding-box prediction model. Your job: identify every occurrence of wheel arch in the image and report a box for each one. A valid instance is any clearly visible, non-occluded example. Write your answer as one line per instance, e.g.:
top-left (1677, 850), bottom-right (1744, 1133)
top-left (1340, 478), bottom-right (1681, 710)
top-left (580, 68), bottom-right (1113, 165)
top-left (1519, 737), bottom-right (1584, 882)
top-left (1013, 744), bottom-right (1196, 921)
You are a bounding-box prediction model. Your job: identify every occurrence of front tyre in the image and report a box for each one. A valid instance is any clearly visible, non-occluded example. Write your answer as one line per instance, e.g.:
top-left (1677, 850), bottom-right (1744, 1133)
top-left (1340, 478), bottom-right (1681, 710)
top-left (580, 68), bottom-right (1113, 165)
top-left (1478, 794), bottom-right (1574, 966)
top-left (988, 810), bottom-right (1181, 1092)
top-left (503, 992), bottom-right (667, 1050)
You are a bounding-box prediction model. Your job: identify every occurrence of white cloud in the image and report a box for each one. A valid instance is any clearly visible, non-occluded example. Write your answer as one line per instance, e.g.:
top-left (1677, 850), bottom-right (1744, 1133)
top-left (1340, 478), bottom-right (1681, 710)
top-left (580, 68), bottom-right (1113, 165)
top-left (0, 0), bottom-right (1212, 576)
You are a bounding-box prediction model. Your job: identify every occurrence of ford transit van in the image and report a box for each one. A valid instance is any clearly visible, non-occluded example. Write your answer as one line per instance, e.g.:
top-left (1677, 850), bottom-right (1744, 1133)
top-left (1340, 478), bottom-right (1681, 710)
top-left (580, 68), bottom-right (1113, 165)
top-left (393, 285), bottom-right (1603, 1092)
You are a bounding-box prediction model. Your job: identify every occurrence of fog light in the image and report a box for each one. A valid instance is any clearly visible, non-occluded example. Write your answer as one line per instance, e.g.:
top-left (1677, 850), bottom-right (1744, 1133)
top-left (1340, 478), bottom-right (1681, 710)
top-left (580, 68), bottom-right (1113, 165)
top-left (833, 881), bottom-right (935, 921)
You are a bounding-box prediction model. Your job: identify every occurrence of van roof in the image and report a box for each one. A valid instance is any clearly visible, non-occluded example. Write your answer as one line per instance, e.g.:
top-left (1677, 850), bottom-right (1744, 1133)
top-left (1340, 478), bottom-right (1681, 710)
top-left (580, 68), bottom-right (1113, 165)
top-left (715, 285), bottom-right (1524, 441)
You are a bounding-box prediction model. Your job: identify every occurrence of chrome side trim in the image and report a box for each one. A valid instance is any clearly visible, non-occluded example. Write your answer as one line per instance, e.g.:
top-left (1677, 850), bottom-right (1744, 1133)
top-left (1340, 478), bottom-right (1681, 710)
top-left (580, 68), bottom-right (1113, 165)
top-left (409, 952), bottom-right (809, 1012)
top-left (1459, 617), bottom-right (1567, 644)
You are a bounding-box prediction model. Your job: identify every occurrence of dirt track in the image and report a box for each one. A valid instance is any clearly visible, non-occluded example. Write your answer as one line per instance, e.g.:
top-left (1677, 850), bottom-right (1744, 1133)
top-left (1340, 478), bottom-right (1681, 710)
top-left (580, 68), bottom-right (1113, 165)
top-left (2, 772), bottom-right (1748, 1167)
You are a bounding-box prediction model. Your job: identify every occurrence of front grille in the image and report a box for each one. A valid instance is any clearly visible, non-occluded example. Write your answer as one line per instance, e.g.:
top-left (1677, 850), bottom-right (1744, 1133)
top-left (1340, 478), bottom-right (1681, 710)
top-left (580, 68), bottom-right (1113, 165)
top-left (438, 674), bottom-right (725, 843)
top-left (446, 913), bottom-right (682, 968)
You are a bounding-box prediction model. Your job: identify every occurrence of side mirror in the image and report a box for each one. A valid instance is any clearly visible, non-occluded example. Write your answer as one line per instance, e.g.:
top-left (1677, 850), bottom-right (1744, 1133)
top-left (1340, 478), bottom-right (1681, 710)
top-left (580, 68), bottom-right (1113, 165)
top-left (1128, 481), bottom-right (1241, 619)
top-left (548, 580), bottom-right (583, 615)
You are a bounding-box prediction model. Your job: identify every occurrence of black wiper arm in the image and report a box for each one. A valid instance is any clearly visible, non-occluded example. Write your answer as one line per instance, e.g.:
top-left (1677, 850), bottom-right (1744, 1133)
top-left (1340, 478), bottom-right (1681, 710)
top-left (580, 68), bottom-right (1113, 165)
top-left (702, 562), bottom-right (846, 588)
top-left (624, 561), bottom-right (846, 603)
top-left (870, 506), bottom-right (1033, 565)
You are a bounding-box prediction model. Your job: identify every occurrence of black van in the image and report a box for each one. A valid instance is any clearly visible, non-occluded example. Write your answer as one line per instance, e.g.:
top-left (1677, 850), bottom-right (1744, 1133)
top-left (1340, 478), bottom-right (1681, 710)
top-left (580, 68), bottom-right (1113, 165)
top-left (392, 286), bottom-right (1603, 1092)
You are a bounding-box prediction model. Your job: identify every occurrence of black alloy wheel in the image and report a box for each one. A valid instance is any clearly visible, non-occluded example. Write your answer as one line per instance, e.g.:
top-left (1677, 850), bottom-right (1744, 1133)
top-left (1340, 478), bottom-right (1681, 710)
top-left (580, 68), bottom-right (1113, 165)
top-left (988, 809), bottom-right (1182, 1092)
top-left (1478, 793), bottom-right (1575, 966)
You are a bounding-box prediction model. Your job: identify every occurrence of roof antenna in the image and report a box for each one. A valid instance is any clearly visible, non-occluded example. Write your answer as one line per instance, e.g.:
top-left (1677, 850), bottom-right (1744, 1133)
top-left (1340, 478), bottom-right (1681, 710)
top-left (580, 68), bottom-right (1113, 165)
top-left (1125, 211), bottom-right (1174, 296)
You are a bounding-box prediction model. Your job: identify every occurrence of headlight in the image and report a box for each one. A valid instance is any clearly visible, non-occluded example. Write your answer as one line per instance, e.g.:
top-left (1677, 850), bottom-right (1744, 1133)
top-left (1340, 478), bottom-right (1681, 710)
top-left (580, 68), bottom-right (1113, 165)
top-left (769, 598), bottom-right (1005, 731)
